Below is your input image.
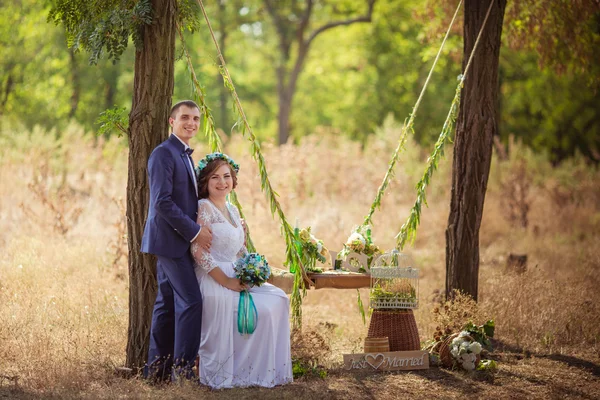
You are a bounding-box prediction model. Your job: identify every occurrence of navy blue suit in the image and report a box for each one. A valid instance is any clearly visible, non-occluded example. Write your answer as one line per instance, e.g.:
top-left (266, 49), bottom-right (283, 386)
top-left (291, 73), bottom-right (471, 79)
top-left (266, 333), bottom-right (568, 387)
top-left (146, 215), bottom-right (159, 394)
top-left (141, 134), bottom-right (202, 380)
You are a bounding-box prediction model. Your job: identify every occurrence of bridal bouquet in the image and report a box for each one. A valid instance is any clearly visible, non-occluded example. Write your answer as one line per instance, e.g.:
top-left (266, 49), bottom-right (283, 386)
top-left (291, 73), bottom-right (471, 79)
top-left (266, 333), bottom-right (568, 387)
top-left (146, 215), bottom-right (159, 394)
top-left (234, 252), bottom-right (271, 288)
top-left (234, 253), bottom-right (271, 335)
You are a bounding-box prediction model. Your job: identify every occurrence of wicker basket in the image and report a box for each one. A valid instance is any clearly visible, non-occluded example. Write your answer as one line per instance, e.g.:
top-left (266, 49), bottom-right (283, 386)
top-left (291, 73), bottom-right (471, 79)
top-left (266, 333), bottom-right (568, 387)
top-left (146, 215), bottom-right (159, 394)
top-left (367, 310), bottom-right (420, 351)
top-left (438, 333), bottom-right (481, 369)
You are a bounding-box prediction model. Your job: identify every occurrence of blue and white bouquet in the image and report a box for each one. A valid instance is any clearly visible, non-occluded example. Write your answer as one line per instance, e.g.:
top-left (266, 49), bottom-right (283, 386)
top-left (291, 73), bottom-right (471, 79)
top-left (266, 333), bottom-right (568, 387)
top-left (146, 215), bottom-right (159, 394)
top-left (233, 253), bottom-right (271, 335)
top-left (234, 252), bottom-right (271, 287)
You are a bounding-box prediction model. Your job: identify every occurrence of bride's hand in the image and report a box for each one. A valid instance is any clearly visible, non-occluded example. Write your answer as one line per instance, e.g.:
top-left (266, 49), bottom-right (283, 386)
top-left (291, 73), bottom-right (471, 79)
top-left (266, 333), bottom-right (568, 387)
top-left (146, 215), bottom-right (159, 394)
top-left (224, 277), bottom-right (247, 292)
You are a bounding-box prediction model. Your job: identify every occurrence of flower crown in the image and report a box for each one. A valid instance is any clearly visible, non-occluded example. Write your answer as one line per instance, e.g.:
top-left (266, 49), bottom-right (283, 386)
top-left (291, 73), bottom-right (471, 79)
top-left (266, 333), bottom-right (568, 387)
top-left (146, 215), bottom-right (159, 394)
top-left (195, 152), bottom-right (240, 175)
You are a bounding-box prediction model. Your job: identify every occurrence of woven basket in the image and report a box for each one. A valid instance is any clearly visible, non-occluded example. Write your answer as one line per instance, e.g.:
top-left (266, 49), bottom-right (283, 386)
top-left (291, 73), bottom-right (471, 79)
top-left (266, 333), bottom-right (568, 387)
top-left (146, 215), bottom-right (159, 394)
top-left (438, 333), bottom-right (481, 369)
top-left (367, 310), bottom-right (420, 351)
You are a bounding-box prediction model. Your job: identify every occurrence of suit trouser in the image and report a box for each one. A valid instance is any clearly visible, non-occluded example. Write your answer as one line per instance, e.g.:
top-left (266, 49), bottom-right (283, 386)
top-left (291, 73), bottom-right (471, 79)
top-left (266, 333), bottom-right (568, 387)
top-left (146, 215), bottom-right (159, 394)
top-left (146, 253), bottom-right (202, 380)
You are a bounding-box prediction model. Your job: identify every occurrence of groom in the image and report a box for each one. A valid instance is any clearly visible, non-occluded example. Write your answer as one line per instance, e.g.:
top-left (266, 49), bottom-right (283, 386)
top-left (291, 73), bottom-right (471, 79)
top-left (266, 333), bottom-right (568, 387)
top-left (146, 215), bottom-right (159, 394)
top-left (141, 100), bottom-right (212, 381)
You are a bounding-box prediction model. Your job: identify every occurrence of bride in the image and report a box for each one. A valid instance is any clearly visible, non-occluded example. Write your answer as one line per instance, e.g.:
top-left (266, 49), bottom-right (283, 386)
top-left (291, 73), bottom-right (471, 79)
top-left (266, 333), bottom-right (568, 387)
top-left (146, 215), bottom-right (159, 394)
top-left (191, 152), bottom-right (293, 389)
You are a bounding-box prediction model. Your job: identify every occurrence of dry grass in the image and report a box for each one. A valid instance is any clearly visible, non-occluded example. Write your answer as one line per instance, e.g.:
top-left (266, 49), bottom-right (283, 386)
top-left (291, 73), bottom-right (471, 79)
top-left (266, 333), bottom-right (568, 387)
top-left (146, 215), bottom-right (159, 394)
top-left (1, 122), bottom-right (599, 398)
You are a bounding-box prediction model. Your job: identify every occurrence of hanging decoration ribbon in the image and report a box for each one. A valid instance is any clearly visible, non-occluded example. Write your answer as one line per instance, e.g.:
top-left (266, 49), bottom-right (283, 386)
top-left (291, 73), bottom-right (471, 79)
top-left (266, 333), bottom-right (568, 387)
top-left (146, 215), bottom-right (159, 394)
top-left (237, 290), bottom-right (258, 335)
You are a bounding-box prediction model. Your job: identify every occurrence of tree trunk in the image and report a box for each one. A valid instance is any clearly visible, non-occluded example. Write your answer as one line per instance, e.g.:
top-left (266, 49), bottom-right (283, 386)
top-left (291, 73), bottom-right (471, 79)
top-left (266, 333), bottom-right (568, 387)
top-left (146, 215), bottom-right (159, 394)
top-left (445, 0), bottom-right (506, 301)
top-left (276, 60), bottom-right (291, 145)
top-left (278, 88), bottom-right (292, 145)
top-left (125, 0), bottom-right (177, 371)
top-left (68, 47), bottom-right (80, 119)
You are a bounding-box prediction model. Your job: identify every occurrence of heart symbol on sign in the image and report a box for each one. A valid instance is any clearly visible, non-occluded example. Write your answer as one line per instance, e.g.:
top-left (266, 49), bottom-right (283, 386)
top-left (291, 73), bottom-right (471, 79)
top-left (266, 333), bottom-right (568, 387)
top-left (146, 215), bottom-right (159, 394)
top-left (365, 353), bottom-right (386, 370)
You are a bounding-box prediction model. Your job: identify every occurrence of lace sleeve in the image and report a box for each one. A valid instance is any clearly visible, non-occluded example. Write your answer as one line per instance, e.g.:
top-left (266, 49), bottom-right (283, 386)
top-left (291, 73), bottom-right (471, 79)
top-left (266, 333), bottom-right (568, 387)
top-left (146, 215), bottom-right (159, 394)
top-left (191, 201), bottom-right (218, 273)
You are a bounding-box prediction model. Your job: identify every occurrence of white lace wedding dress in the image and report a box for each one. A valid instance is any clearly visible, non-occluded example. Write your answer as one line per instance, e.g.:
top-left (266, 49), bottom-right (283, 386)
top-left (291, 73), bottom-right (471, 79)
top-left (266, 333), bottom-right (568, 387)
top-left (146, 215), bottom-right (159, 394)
top-left (191, 199), bottom-right (293, 389)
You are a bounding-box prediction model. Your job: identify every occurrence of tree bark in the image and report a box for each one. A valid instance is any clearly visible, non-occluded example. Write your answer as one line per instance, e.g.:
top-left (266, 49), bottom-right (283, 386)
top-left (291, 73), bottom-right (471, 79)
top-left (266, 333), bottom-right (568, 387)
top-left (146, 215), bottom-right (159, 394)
top-left (445, 0), bottom-right (507, 301)
top-left (125, 0), bottom-right (177, 371)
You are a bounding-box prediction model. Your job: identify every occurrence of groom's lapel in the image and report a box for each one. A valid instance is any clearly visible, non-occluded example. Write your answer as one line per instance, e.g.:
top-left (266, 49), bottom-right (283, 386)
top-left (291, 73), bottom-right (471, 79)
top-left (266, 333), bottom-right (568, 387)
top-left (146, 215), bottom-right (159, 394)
top-left (181, 152), bottom-right (196, 188)
top-left (169, 135), bottom-right (197, 194)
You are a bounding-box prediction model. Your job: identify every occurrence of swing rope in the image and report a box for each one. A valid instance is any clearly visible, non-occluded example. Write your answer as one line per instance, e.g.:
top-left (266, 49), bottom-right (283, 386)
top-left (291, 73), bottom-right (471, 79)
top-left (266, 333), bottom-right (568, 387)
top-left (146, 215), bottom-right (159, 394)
top-left (363, 0), bottom-right (463, 227)
top-left (396, 0), bottom-right (497, 249)
top-left (184, 0), bottom-right (496, 328)
top-left (177, 27), bottom-right (257, 253)
top-left (194, 0), bottom-right (312, 329)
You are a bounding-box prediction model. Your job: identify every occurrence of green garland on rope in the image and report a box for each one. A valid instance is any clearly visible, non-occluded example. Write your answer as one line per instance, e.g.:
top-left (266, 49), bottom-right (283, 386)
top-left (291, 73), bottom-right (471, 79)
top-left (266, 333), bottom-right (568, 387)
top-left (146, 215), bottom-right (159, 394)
top-left (193, 2), bottom-right (310, 329)
top-left (362, 0), bottom-right (462, 229)
top-left (179, 28), bottom-right (256, 253)
top-left (396, 76), bottom-right (463, 249)
top-left (395, 0), bottom-right (496, 249)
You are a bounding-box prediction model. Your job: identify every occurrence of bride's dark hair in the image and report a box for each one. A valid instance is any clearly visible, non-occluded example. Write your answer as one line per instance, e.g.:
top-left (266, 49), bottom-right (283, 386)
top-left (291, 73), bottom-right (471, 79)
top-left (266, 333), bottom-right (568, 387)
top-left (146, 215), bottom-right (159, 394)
top-left (197, 159), bottom-right (238, 199)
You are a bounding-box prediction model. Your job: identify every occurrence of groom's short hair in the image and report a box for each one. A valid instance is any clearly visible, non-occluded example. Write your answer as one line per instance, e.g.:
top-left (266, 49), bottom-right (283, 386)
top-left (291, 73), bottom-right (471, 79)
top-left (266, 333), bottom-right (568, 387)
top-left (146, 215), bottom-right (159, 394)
top-left (170, 100), bottom-right (200, 118)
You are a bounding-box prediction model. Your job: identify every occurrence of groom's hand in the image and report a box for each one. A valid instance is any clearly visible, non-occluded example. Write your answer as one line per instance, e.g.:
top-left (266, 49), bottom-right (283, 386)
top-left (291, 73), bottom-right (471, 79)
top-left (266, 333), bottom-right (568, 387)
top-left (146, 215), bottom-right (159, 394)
top-left (241, 219), bottom-right (248, 246)
top-left (195, 226), bottom-right (213, 251)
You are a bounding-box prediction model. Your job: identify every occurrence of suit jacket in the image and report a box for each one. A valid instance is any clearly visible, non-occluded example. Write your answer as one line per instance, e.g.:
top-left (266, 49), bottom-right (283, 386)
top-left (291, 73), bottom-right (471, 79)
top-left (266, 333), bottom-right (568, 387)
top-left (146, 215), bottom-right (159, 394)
top-left (141, 134), bottom-right (200, 258)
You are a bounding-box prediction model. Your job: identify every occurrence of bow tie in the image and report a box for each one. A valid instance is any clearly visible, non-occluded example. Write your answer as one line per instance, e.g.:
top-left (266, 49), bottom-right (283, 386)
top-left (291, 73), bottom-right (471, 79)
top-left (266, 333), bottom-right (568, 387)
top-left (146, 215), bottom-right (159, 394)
top-left (184, 148), bottom-right (194, 156)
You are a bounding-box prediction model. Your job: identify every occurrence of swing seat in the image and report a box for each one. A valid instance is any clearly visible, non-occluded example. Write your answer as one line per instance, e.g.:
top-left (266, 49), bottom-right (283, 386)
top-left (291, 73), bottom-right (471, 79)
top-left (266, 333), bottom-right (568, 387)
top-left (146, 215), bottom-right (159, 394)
top-left (307, 271), bottom-right (370, 289)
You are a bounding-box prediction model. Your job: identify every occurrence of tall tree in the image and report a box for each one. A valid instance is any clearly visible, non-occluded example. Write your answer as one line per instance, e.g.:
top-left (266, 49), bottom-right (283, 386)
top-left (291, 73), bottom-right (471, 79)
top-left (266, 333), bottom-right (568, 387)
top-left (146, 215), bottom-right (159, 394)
top-left (49, 0), bottom-right (182, 369)
top-left (264, 0), bottom-right (376, 144)
top-left (125, 0), bottom-right (178, 370)
top-left (443, 0), bottom-right (599, 299)
top-left (445, 0), bottom-right (507, 300)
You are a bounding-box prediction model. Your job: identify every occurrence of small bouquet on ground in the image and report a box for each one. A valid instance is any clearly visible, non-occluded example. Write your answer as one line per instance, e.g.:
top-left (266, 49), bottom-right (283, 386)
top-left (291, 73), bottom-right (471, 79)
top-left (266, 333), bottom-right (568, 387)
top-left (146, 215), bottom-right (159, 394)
top-left (234, 253), bottom-right (271, 335)
top-left (431, 320), bottom-right (496, 372)
top-left (449, 331), bottom-right (483, 371)
top-left (338, 225), bottom-right (381, 272)
top-left (292, 226), bottom-right (329, 273)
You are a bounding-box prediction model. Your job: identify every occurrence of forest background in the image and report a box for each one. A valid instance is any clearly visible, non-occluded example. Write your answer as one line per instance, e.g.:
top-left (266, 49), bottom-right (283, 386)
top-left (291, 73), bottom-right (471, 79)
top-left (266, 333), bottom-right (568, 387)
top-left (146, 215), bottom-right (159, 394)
top-left (1, 0), bottom-right (599, 399)
top-left (1, 0), bottom-right (598, 160)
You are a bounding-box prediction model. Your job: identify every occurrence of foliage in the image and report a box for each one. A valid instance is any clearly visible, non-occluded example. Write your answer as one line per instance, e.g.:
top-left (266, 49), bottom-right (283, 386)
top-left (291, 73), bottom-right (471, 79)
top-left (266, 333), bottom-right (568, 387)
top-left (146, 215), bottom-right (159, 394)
top-left (396, 77), bottom-right (462, 249)
top-left (48, 0), bottom-right (152, 64)
top-left (500, 49), bottom-right (600, 164)
top-left (362, 0), bottom-right (461, 229)
top-left (430, 290), bottom-right (485, 343)
top-left (0, 0), bottom-right (596, 165)
top-left (292, 358), bottom-right (328, 379)
top-left (370, 281), bottom-right (417, 303)
top-left (96, 106), bottom-right (128, 137)
top-left (292, 226), bottom-right (328, 273)
top-left (463, 320), bottom-right (495, 351)
top-left (504, 0), bottom-right (600, 84)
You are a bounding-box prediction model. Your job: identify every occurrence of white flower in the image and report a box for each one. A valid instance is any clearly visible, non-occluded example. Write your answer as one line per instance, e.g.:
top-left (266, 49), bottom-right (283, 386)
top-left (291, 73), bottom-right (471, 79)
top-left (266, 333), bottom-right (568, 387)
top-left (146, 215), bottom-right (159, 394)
top-left (458, 331), bottom-right (470, 338)
top-left (316, 242), bottom-right (323, 253)
top-left (459, 341), bottom-right (470, 353)
top-left (450, 348), bottom-right (459, 358)
top-left (468, 341), bottom-right (482, 354)
top-left (451, 337), bottom-right (462, 347)
top-left (462, 361), bottom-right (475, 371)
top-left (347, 232), bottom-right (366, 245)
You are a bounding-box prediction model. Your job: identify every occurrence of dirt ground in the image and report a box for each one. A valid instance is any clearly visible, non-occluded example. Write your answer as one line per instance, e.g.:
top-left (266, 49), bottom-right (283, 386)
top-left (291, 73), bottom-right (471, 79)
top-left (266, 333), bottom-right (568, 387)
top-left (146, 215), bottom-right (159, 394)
top-left (1, 348), bottom-right (598, 400)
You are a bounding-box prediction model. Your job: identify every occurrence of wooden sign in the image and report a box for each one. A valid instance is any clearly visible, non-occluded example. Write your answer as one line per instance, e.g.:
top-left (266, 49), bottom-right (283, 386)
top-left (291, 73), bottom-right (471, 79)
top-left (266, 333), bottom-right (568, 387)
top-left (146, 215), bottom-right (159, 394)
top-left (343, 350), bottom-right (429, 371)
top-left (329, 250), bottom-right (369, 272)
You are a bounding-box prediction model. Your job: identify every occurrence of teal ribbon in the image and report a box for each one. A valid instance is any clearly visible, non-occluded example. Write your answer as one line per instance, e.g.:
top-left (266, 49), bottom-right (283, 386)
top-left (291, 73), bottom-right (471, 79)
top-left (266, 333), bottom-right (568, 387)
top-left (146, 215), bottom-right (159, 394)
top-left (237, 290), bottom-right (258, 335)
